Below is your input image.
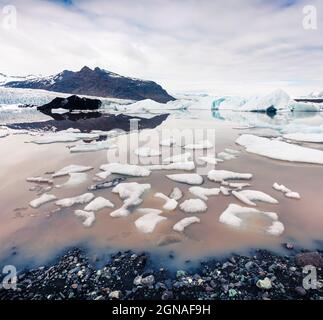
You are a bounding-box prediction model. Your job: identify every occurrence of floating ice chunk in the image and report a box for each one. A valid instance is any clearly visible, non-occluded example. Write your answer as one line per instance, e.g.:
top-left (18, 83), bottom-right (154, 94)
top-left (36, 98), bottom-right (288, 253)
top-left (112, 182), bottom-right (151, 212)
top-left (273, 183), bottom-right (300, 199)
top-left (137, 208), bottom-right (163, 215)
top-left (55, 193), bottom-right (95, 207)
top-left (53, 165), bottom-right (93, 178)
top-left (220, 186), bottom-right (231, 195)
top-left (0, 129), bottom-right (9, 138)
top-left (145, 161), bottom-right (195, 171)
top-left (218, 152), bottom-right (236, 160)
top-left (29, 193), bottom-right (57, 208)
top-left (70, 141), bottom-right (117, 153)
top-left (30, 132), bottom-right (99, 144)
top-left (26, 177), bottom-right (53, 184)
top-left (219, 204), bottom-right (284, 236)
top-left (163, 152), bottom-right (192, 163)
top-left (290, 101), bottom-right (321, 112)
top-left (56, 172), bottom-right (87, 188)
top-left (74, 210), bottom-right (95, 227)
top-left (198, 156), bottom-right (223, 165)
top-left (179, 199), bottom-right (207, 213)
top-left (169, 187), bottom-right (183, 201)
top-left (232, 190), bottom-right (278, 206)
top-left (154, 193), bottom-right (178, 210)
top-left (222, 182), bottom-right (250, 190)
top-left (134, 213), bottom-right (167, 233)
top-left (110, 206), bottom-right (130, 218)
top-left (283, 133), bottom-right (323, 143)
top-left (183, 140), bottom-right (213, 150)
top-left (173, 217), bottom-right (200, 232)
top-left (208, 170), bottom-right (252, 182)
top-left (189, 186), bottom-right (220, 200)
top-left (84, 196), bottom-right (114, 212)
top-left (100, 163), bottom-right (151, 177)
top-left (225, 148), bottom-right (240, 154)
top-left (166, 173), bottom-right (204, 185)
top-left (160, 137), bottom-right (176, 147)
top-left (236, 134), bottom-right (323, 164)
top-left (134, 147), bottom-right (161, 157)
top-left (95, 170), bottom-right (111, 180)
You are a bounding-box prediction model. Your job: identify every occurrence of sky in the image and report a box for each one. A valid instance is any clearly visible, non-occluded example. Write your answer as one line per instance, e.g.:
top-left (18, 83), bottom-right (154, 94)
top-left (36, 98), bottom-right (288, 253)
top-left (0, 0), bottom-right (322, 96)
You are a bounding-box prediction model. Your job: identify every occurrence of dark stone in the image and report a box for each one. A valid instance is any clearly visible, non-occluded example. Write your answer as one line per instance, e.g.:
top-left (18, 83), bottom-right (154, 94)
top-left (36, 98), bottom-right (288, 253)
top-left (37, 95), bottom-right (102, 111)
top-left (295, 252), bottom-right (323, 268)
top-left (6, 66), bottom-right (175, 103)
top-left (295, 286), bottom-right (307, 296)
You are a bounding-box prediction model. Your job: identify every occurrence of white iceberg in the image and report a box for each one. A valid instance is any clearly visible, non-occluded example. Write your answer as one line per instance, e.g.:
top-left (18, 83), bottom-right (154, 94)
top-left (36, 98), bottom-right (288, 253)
top-left (232, 190), bottom-right (278, 206)
top-left (173, 216), bottom-right (200, 232)
top-left (222, 181), bottom-right (250, 190)
top-left (30, 132), bottom-right (99, 144)
top-left (163, 152), bottom-right (192, 163)
top-left (166, 173), bottom-right (204, 185)
top-left (0, 129), bottom-right (9, 138)
top-left (198, 156), bottom-right (223, 165)
top-left (217, 152), bottom-right (236, 160)
top-left (52, 165), bottom-right (93, 178)
top-left (225, 148), bottom-right (241, 154)
top-left (84, 196), bottom-right (114, 212)
top-left (100, 163), bottom-right (151, 177)
top-left (29, 193), bottom-right (57, 208)
top-left (69, 141), bottom-right (117, 153)
top-left (95, 170), bottom-right (111, 180)
top-left (183, 140), bottom-right (213, 150)
top-left (55, 193), bottom-right (95, 207)
top-left (154, 193), bottom-right (178, 211)
top-left (179, 199), bottom-right (207, 213)
top-left (134, 147), bottom-right (161, 157)
top-left (236, 134), bottom-right (323, 164)
top-left (283, 133), bottom-right (323, 143)
top-left (137, 208), bottom-right (163, 215)
top-left (189, 186), bottom-right (220, 200)
top-left (219, 204), bottom-right (284, 236)
top-left (145, 161), bottom-right (195, 171)
top-left (74, 210), bottom-right (95, 227)
top-left (26, 177), bottom-right (53, 184)
top-left (169, 187), bottom-right (183, 201)
top-left (208, 169), bottom-right (252, 182)
top-left (272, 183), bottom-right (300, 199)
top-left (134, 213), bottom-right (167, 233)
top-left (56, 172), bottom-right (87, 188)
top-left (220, 186), bottom-right (231, 196)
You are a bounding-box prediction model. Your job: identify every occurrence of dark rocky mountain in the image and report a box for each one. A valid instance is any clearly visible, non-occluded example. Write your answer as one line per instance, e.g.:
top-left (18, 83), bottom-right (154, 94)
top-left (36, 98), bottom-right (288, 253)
top-left (4, 66), bottom-right (175, 103)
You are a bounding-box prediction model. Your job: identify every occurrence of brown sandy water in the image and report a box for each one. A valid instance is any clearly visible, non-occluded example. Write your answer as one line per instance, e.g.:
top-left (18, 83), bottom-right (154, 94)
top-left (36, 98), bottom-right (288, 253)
top-left (1, 115), bottom-right (323, 266)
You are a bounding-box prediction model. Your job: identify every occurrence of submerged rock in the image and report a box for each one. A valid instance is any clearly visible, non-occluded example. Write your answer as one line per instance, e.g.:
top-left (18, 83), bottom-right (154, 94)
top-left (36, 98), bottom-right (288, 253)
top-left (295, 252), bottom-right (323, 268)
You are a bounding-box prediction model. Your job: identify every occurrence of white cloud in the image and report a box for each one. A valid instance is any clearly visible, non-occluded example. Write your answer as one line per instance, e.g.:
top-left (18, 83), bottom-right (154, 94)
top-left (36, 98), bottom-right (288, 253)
top-left (0, 0), bottom-right (322, 95)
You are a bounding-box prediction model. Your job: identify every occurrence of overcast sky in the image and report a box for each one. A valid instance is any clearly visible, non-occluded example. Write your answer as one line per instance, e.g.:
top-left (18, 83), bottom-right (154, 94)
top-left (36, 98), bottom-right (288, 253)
top-left (0, 0), bottom-right (322, 95)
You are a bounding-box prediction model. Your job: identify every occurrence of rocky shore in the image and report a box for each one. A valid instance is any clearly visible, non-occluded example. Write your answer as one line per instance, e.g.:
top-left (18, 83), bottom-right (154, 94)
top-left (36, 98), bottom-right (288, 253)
top-left (0, 247), bottom-right (322, 300)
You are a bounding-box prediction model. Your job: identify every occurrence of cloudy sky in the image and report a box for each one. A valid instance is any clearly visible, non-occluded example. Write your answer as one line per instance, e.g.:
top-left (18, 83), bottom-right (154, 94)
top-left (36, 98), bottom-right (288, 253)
top-left (0, 0), bottom-right (322, 95)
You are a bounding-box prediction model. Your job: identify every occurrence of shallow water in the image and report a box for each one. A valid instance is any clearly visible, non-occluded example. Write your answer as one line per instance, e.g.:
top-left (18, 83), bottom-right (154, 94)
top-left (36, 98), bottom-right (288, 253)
top-left (1, 109), bottom-right (323, 268)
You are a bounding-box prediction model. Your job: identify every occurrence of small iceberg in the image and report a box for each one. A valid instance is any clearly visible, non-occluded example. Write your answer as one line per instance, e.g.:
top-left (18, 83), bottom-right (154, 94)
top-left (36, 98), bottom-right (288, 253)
top-left (154, 193), bottom-right (178, 210)
top-left (217, 152), bottom-right (237, 160)
top-left (134, 212), bottom-right (167, 233)
top-left (29, 193), bottom-right (57, 208)
top-left (100, 163), bottom-right (151, 177)
top-left (52, 165), bottom-right (93, 178)
top-left (55, 193), bottom-right (95, 207)
top-left (169, 187), bottom-right (183, 201)
top-left (283, 133), bottom-right (323, 143)
top-left (183, 140), bottom-right (213, 150)
top-left (163, 152), bottom-right (192, 163)
top-left (84, 196), bottom-right (114, 212)
top-left (26, 177), bottom-right (53, 184)
top-left (273, 183), bottom-right (300, 199)
top-left (173, 216), bottom-right (200, 232)
top-left (236, 134), bottom-right (323, 164)
top-left (30, 132), bottom-right (99, 144)
top-left (208, 169), bottom-right (252, 182)
top-left (145, 161), bottom-right (195, 171)
top-left (198, 156), bottom-right (223, 165)
top-left (189, 186), bottom-right (220, 200)
top-left (69, 141), bottom-right (117, 153)
top-left (179, 199), bottom-right (207, 213)
top-left (74, 210), bottom-right (95, 227)
top-left (56, 172), bottom-right (87, 188)
top-left (232, 190), bottom-right (278, 206)
top-left (166, 173), bottom-right (204, 185)
top-left (134, 147), bottom-right (161, 157)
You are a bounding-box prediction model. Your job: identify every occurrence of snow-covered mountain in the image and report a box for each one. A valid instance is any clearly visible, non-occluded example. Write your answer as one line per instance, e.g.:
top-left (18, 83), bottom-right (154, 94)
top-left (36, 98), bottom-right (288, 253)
top-left (0, 73), bottom-right (39, 86)
top-left (2, 66), bottom-right (175, 103)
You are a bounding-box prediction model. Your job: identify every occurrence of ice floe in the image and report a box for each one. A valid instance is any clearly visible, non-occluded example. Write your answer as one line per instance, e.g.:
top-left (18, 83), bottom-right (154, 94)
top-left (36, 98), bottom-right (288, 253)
top-left (154, 193), bottom-right (178, 210)
top-left (29, 193), bottom-right (57, 208)
top-left (55, 193), bottom-right (95, 207)
top-left (69, 141), bottom-right (117, 153)
top-left (145, 161), bottom-right (195, 171)
top-left (225, 148), bottom-right (241, 154)
top-left (179, 199), bottom-right (207, 213)
top-left (183, 140), bottom-right (213, 150)
top-left (52, 165), bottom-right (93, 178)
top-left (222, 182), bottom-right (250, 190)
top-left (232, 190), bottom-right (278, 206)
top-left (217, 152), bottom-right (236, 160)
top-left (166, 173), bottom-right (204, 185)
top-left (137, 208), bottom-right (163, 215)
top-left (134, 147), bottom-right (161, 157)
top-left (189, 186), bottom-right (220, 200)
top-left (173, 217), bottom-right (200, 232)
top-left (74, 210), bottom-right (95, 227)
top-left (219, 204), bottom-right (284, 236)
top-left (100, 163), bottom-right (151, 177)
top-left (283, 133), bottom-right (323, 143)
top-left (163, 152), bottom-right (192, 163)
top-left (198, 156), bottom-right (223, 165)
top-left (169, 187), bottom-right (183, 201)
top-left (56, 172), bottom-right (87, 188)
top-left (84, 196), bottom-right (114, 212)
top-left (236, 134), bottom-right (323, 164)
top-left (134, 212), bottom-right (167, 233)
top-left (26, 177), bottom-right (53, 184)
top-left (220, 186), bottom-right (231, 196)
top-left (0, 129), bottom-right (9, 138)
top-left (207, 170), bottom-right (252, 182)
top-left (273, 183), bottom-right (300, 199)
top-left (94, 170), bottom-right (111, 180)
top-left (30, 132), bottom-right (99, 144)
